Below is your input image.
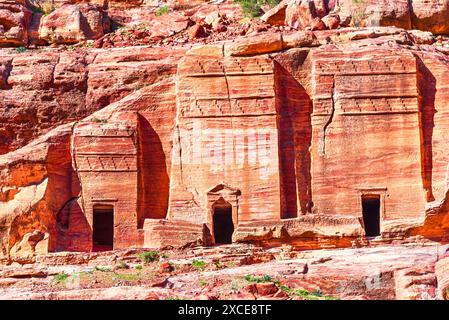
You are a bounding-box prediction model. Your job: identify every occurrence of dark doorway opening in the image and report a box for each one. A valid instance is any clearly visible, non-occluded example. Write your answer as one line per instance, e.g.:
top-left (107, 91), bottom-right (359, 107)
top-left (93, 205), bottom-right (114, 251)
top-left (362, 196), bottom-right (381, 237)
top-left (213, 202), bottom-right (234, 245)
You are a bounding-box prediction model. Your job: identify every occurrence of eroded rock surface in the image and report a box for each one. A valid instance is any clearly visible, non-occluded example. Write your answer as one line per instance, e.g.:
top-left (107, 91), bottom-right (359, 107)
top-left (0, 0), bottom-right (31, 47)
top-left (0, 46), bottom-right (184, 155)
top-left (39, 3), bottom-right (110, 45)
top-left (0, 244), bottom-right (447, 300)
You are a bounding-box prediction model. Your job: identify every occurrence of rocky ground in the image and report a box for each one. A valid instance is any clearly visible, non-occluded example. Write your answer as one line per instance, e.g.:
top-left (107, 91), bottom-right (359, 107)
top-left (0, 243), bottom-right (448, 300)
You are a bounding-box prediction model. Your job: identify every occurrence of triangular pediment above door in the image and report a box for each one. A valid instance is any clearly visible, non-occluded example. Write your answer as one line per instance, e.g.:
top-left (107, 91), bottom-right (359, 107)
top-left (207, 183), bottom-right (241, 197)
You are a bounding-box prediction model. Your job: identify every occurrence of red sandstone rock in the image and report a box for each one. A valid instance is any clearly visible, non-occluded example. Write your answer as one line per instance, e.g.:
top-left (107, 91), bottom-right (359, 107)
top-left (146, 11), bottom-right (194, 38)
top-left (336, 0), bottom-right (412, 29)
top-left (281, 30), bottom-right (319, 48)
top-left (311, 17), bottom-right (326, 31)
top-left (0, 0), bottom-right (31, 47)
top-left (255, 282), bottom-right (279, 296)
top-left (0, 124), bottom-right (76, 261)
top-left (394, 266), bottom-right (437, 300)
top-left (261, 0), bottom-right (287, 26)
top-left (0, 241), bottom-right (446, 300)
top-left (204, 11), bottom-right (229, 31)
top-left (411, 0), bottom-right (449, 34)
top-left (159, 261), bottom-right (174, 273)
top-left (321, 14), bottom-right (340, 30)
top-left (408, 30), bottom-right (435, 45)
top-left (39, 3), bottom-right (110, 44)
top-left (188, 24), bottom-right (207, 39)
top-left (262, 0), bottom-right (449, 34)
top-left (436, 256), bottom-right (449, 299)
top-left (285, 0), bottom-right (317, 29)
top-left (334, 0), bottom-right (449, 34)
top-left (213, 23), bottom-right (227, 33)
top-left (224, 32), bottom-right (283, 56)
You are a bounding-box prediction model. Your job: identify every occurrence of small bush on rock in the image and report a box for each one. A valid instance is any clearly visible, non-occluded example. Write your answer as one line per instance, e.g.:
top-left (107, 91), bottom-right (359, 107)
top-left (115, 261), bottom-right (129, 270)
top-left (54, 272), bottom-right (69, 284)
top-left (138, 251), bottom-right (160, 263)
top-left (191, 259), bottom-right (207, 269)
top-left (95, 266), bottom-right (112, 272)
top-left (155, 5), bottom-right (169, 16)
top-left (244, 274), bottom-right (273, 283)
top-left (234, 0), bottom-right (281, 18)
top-left (31, 0), bottom-right (55, 16)
top-left (15, 47), bottom-right (26, 53)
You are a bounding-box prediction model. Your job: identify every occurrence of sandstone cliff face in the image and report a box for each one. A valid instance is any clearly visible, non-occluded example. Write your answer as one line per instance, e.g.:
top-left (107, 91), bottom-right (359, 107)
top-left (0, 42), bottom-right (185, 257)
top-left (0, 46), bottom-right (184, 155)
top-left (2, 1), bottom-right (449, 272)
top-left (2, 25), bottom-right (449, 261)
top-left (0, 51), bottom-right (185, 256)
top-left (0, 124), bottom-right (75, 261)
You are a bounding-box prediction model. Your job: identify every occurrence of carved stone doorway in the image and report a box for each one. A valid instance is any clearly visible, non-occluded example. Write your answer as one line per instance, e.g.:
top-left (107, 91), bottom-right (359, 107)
top-left (362, 195), bottom-right (381, 237)
top-left (207, 184), bottom-right (241, 245)
top-left (93, 205), bottom-right (114, 251)
top-left (212, 199), bottom-right (234, 244)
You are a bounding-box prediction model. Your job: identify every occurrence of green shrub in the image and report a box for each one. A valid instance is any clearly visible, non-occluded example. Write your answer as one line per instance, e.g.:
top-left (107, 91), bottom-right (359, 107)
top-left (278, 283), bottom-right (292, 293)
top-left (155, 5), bottom-right (169, 16)
top-left (114, 273), bottom-right (139, 281)
top-left (191, 259), bottom-right (207, 269)
top-left (234, 0), bottom-right (281, 18)
top-left (95, 266), bottom-right (112, 272)
top-left (243, 275), bottom-right (340, 300)
top-left (351, 10), bottom-right (366, 27)
top-left (15, 47), bottom-right (26, 54)
top-left (91, 117), bottom-right (107, 123)
top-left (138, 251), bottom-right (160, 263)
top-left (312, 288), bottom-right (323, 297)
top-left (31, 0), bottom-right (55, 16)
top-left (166, 296), bottom-right (184, 300)
top-left (135, 264), bottom-right (142, 271)
top-left (230, 282), bottom-right (239, 292)
top-left (350, 0), bottom-right (366, 27)
top-left (32, 6), bottom-right (44, 14)
top-left (198, 279), bottom-right (207, 287)
top-left (54, 272), bottom-right (69, 284)
top-left (116, 261), bottom-right (129, 270)
top-left (244, 274), bottom-right (273, 283)
top-left (290, 287), bottom-right (339, 300)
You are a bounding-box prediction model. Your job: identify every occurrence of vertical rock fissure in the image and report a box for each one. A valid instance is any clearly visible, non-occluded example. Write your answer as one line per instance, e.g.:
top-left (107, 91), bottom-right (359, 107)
top-left (222, 52), bottom-right (235, 173)
top-left (176, 124), bottom-right (184, 184)
top-left (70, 121), bottom-right (86, 214)
top-left (56, 196), bottom-right (80, 230)
top-left (50, 55), bottom-right (61, 87)
top-left (319, 77), bottom-right (336, 156)
top-left (3, 59), bottom-right (13, 89)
